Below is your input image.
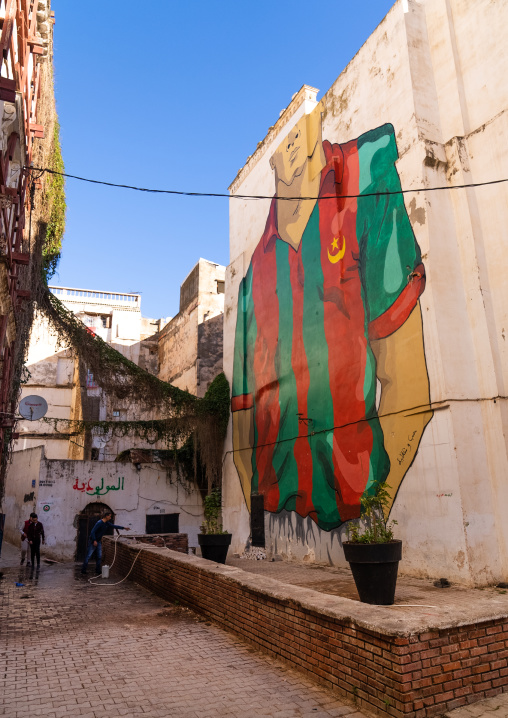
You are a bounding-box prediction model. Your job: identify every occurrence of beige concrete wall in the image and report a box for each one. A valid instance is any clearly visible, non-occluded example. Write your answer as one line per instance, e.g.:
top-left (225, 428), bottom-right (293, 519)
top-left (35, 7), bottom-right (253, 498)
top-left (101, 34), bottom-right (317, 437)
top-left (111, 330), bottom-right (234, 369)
top-left (4, 449), bottom-right (204, 560)
top-left (3, 446), bottom-right (45, 546)
top-left (195, 259), bottom-right (225, 398)
top-left (13, 314), bottom-right (75, 459)
top-left (223, 0), bottom-right (508, 585)
top-left (158, 302), bottom-right (199, 393)
top-left (158, 258), bottom-right (225, 397)
top-left (197, 313), bottom-right (223, 398)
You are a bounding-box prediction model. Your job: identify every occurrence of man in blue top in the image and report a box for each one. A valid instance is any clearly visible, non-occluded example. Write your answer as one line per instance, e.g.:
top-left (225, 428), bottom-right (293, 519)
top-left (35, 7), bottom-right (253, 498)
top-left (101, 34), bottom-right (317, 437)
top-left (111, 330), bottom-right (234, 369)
top-left (81, 511), bottom-right (130, 575)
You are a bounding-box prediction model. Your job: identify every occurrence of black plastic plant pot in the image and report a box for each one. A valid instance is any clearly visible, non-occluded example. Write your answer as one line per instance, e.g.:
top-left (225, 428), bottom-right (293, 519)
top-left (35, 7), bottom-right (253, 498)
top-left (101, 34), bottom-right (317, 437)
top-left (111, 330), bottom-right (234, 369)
top-left (197, 533), bottom-right (232, 564)
top-left (343, 540), bottom-right (402, 605)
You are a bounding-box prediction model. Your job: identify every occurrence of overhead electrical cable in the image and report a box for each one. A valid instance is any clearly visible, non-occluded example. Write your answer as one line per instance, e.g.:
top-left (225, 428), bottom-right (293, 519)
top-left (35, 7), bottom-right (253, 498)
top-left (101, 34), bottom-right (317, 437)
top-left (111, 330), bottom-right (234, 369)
top-left (25, 166), bottom-right (508, 201)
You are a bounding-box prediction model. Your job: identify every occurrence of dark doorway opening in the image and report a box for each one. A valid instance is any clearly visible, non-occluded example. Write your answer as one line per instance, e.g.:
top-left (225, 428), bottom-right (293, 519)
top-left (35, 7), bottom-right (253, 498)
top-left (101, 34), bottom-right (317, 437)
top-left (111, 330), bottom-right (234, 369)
top-left (76, 503), bottom-right (115, 561)
top-left (145, 513), bottom-right (179, 534)
top-left (251, 493), bottom-right (265, 547)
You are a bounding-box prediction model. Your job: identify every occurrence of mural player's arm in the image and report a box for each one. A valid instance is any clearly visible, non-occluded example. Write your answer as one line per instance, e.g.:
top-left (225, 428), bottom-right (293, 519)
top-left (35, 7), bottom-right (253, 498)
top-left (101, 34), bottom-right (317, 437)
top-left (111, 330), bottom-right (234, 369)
top-left (370, 302), bottom-right (432, 510)
top-left (231, 267), bottom-right (256, 512)
top-left (358, 124), bottom-right (433, 511)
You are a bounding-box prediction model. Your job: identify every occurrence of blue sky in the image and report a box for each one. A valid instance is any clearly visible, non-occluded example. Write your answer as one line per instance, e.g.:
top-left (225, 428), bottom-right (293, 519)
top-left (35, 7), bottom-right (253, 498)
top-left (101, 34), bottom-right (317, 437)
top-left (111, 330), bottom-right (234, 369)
top-left (50, 0), bottom-right (395, 319)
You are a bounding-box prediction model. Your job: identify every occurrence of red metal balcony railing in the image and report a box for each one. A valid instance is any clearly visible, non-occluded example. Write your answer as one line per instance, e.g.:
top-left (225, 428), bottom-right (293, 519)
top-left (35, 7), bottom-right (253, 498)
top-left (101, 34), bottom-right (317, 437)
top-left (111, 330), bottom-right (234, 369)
top-left (0, 0), bottom-right (52, 430)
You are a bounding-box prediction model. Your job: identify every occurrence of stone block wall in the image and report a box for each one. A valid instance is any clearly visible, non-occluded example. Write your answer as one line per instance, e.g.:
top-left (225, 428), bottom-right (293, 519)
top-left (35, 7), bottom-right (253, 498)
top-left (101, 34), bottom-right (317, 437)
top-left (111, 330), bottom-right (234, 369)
top-left (103, 539), bottom-right (508, 718)
top-left (197, 312), bottom-right (223, 397)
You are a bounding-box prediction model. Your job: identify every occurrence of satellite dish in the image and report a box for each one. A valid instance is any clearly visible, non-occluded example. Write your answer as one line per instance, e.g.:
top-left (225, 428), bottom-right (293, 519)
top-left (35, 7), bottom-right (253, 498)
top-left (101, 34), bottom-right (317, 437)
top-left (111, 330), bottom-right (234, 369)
top-left (19, 395), bottom-right (48, 421)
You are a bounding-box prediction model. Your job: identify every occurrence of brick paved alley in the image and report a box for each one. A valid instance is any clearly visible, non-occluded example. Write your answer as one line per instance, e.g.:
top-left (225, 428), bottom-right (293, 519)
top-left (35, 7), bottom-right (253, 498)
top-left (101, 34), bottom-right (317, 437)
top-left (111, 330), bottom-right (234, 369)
top-left (0, 543), bottom-right (367, 718)
top-left (2, 543), bottom-right (508, 718)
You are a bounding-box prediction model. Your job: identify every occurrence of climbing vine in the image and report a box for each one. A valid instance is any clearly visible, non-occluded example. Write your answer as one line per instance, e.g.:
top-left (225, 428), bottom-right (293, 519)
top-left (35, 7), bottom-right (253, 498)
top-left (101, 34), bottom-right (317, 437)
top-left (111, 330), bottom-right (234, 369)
top-left (41, 122), bottom-right (66, 280)
top-left (37, 286), bottom-right (230, 491)
top-left (39, 288), bottom-right (198, 410)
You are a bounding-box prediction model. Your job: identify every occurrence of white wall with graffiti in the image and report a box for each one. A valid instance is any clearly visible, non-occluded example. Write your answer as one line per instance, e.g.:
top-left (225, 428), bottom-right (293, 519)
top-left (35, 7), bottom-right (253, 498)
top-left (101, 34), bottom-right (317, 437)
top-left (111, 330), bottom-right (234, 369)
top-left (3, 446), bottom-right (204, 560)
top-left (223, 0), bottom-right (508, 586)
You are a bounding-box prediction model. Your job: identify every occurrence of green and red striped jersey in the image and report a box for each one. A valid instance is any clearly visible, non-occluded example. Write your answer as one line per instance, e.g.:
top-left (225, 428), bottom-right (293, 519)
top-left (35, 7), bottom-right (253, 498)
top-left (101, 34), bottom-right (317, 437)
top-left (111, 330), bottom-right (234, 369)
top-left (232, 123), bottom-right (425, 531)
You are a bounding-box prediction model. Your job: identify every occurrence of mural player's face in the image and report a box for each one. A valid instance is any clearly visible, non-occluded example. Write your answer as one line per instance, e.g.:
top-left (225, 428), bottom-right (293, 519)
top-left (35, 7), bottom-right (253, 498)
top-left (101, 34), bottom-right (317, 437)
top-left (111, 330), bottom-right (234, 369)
top-left (271, 115), bottom-right (312, 187)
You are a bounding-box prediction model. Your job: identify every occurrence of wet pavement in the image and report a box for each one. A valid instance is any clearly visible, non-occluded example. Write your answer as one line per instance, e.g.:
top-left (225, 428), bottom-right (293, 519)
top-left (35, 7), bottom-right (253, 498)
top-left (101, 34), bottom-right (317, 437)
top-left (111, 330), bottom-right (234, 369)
top-left (2, 541), bottom-right (508, 718)
top-left (0, 541), bottom-right (367, 718)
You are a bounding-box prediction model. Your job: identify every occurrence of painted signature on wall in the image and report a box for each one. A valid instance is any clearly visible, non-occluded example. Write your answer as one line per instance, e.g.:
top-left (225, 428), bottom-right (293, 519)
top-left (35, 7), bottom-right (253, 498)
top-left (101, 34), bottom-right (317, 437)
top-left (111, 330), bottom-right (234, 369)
top-left (397, 430), bottom-right (418, 466)
top-left (73, 477), bottom-right (125, 496)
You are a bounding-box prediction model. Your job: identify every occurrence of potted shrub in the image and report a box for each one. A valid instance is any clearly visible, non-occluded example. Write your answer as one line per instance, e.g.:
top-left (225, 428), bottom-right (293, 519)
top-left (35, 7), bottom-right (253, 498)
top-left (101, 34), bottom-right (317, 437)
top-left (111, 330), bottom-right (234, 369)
top-left (343, 482), bottom-right (402, 605)
top-left (197, 488), bottom-right (232, 564)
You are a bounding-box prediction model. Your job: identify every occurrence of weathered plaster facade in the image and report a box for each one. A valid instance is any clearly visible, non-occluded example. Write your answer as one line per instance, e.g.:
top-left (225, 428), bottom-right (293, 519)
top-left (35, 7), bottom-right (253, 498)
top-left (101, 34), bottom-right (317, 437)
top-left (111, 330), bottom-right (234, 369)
top-left (48, 286), bottom-right (166, 365)
top-left (3, 446), bottom-right (204, 559)
top-left (223, 0), bottom-right (508, 586)
top-left (158, 258), bottom-right (225, 398)
top-left (13, 287), bottom-right (166, 460)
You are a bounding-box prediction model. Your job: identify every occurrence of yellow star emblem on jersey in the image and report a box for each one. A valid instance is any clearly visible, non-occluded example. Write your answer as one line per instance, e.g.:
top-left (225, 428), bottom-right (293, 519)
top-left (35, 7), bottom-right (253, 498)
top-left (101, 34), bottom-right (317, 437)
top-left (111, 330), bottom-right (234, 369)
top-left (327, 235), bottom-right (346, 263)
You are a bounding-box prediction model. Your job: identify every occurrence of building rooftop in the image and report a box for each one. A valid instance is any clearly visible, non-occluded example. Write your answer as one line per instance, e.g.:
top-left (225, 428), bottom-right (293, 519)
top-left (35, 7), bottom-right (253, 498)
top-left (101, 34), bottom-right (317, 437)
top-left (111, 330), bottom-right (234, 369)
top-left (49, 285), bottom-right (141, 309)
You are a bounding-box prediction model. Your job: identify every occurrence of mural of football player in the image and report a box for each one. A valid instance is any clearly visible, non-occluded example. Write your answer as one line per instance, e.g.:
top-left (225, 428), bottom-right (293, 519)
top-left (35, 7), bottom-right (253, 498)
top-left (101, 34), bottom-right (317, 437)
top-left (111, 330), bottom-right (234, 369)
top-left (231, 104), bottom-right (433, 531)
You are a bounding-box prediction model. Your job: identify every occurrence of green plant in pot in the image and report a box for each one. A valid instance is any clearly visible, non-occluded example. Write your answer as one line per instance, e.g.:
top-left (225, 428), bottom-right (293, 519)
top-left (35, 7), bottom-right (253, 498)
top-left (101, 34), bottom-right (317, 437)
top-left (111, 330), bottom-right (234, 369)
top-left (343, 481), bottom-right (402, 605)
top-left (197, 488), bottom-right (232, 564)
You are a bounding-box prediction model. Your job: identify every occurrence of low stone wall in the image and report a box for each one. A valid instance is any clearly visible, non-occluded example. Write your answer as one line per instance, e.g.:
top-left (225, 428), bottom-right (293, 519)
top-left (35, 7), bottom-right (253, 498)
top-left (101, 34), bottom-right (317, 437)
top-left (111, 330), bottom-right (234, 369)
top-left (103, 538), bottom-right (508, 718)
top-left (122, 534), bottom-right (188, 553)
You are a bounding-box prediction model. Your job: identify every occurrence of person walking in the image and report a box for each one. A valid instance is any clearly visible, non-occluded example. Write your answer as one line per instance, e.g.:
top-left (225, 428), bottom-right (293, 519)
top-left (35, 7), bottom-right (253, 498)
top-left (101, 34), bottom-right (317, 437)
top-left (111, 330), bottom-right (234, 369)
top-left (25, 513), bottom-right (45, 568)
top-left (20, 517), bottom-right (31, 565)
top-left (81, 511), bottom-right (130, 575)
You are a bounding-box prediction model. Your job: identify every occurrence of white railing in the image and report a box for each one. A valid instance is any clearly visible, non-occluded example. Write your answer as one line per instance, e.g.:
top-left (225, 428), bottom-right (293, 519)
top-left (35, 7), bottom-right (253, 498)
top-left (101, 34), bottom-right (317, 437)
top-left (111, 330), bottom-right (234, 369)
top-left (49, 286), bottom-right (141, 306)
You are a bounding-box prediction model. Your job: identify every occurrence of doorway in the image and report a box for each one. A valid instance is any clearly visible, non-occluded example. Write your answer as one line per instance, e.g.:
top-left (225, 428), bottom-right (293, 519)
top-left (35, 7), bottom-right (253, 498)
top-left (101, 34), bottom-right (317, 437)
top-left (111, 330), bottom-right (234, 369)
top-left (76, 503), bottom-right (115, 561)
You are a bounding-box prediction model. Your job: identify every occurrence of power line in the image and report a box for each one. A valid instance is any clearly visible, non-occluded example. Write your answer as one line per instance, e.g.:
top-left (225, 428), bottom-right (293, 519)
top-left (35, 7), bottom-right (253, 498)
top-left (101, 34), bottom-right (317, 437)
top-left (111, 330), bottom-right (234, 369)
top-left (225, 392), bottom-right (508, 457)
top-left (25, 166), bottom-right (508, 201)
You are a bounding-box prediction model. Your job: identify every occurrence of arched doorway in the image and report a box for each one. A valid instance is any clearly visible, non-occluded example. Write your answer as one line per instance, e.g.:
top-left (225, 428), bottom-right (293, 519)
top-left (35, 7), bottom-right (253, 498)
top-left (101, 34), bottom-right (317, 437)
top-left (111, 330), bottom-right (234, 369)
top-left (75, 502), bottom-right (115, 561)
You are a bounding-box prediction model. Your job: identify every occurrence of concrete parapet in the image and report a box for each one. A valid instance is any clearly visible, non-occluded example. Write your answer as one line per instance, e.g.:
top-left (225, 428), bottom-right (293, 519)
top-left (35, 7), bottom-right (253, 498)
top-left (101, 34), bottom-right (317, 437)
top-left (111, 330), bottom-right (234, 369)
top-left (103, 537), bottom-right (508, 718)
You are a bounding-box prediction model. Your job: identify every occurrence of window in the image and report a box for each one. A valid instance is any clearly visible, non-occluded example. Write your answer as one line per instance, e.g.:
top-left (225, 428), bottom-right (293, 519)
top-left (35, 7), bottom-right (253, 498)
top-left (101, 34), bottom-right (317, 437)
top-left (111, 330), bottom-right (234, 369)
top-left (90, 448), bottom-right (100, 461)
top-left (216, 280), bottom-right (225, 294)
top-left (101, 316), bottom-right (110, 328)
top-left (86, 370), bottom-right (98, 389)
top-left (145, 513), bottom-right (179, 534)
top-left (112, 410), bottom-right (120, 418)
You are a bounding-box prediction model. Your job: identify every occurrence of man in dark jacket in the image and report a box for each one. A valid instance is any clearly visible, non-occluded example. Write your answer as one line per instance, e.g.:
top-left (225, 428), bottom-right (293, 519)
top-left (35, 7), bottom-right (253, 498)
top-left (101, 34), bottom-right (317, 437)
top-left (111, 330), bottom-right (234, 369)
top-left (25, 513), bottom-right (45, 568)
top-left (81, 511), bottom-right (130, 575)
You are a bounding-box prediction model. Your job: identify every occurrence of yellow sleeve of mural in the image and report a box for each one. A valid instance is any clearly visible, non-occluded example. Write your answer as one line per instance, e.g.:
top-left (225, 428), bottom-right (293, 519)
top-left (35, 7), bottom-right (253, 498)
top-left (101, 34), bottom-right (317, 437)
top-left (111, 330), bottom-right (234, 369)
top-left (232, 407), bottom-right (254, 512)
top-left (370, 303), bottom-right (433, 513)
